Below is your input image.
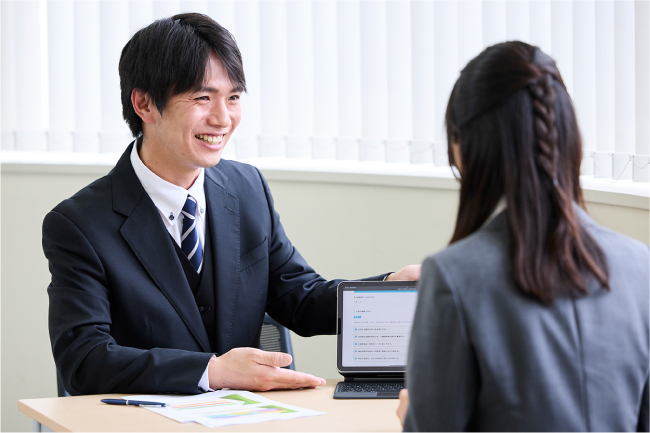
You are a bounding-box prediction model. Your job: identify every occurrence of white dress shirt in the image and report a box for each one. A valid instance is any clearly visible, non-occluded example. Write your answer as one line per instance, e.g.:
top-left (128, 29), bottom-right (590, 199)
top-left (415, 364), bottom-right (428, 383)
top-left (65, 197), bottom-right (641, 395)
top-left (481, 196), bottom-right (507, 228)
top-left (130, 141), bottom-right (207, 250)
top-left (130, 141), bottom-right (213, 392)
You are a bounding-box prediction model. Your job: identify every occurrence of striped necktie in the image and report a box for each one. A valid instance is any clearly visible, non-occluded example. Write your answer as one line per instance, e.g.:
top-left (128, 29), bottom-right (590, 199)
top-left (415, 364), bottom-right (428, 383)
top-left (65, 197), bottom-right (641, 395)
top-left (181, 195), bottom-right (203, 272)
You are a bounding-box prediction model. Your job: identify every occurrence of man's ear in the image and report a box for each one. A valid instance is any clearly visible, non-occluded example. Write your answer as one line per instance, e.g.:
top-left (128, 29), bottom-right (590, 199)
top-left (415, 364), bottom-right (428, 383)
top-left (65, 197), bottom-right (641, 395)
top-left (131, 88), bottom-right (157, 124)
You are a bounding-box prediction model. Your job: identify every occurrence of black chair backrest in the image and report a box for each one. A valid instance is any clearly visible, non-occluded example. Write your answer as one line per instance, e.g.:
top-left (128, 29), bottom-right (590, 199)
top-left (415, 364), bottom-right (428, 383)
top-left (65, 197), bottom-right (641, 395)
top-left (260, 313), bottom-right (295, 370)
top-left (56, 371), bottom-right (71, 397)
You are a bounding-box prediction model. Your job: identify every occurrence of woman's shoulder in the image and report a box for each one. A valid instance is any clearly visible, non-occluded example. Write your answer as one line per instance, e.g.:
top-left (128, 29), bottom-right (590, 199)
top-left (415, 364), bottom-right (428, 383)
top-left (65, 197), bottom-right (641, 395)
top-left (426, 212), bottom-right (510, 269)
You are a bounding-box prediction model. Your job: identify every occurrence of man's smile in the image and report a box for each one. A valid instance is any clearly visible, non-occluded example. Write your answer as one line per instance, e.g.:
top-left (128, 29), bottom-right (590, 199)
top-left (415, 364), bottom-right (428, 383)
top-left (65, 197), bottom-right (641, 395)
top-left (195, 134), bottom-right (224, 144)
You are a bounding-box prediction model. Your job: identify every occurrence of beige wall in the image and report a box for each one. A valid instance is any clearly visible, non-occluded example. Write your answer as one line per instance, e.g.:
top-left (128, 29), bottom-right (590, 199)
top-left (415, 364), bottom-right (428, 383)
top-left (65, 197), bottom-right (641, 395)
top-left (1, 166), bottom-right (647, 432)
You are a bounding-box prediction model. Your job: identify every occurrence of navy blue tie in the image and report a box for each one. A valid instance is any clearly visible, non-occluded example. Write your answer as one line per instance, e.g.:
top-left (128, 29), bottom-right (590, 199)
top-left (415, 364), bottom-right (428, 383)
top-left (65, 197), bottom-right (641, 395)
top-left (181, 195), bottom-right (203, 272)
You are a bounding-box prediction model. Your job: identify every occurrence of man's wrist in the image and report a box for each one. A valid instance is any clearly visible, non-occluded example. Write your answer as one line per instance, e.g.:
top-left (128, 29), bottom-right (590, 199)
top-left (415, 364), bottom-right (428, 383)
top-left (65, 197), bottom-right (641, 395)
top-left (207, 354), bottom-right (223, 390)
top-left (199, 355), bottom-right (217, 392)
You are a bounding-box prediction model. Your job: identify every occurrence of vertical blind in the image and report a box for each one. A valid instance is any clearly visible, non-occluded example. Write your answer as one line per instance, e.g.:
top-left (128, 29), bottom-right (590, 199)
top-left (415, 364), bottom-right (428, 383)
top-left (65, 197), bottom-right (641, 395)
top-left (1, 0), bottom-right (649, 182)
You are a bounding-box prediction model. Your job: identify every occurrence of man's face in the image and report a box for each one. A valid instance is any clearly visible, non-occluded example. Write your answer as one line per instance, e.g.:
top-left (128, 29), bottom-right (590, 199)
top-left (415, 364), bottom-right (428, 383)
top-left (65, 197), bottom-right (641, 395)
top-left (140, 53), bottom-right (242, 187)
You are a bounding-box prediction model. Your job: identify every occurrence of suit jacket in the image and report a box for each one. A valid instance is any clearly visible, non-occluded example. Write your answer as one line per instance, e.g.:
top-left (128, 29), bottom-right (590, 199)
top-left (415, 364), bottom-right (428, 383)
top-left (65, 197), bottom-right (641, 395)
top-left (404, 207), bottom-right (649, 432)
top-left (44, 142), bottom-right (384, 395)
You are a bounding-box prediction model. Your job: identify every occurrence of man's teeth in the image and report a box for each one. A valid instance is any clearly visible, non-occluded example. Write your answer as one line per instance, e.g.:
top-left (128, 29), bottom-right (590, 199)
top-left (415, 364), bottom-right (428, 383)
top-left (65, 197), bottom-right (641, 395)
top-left (196, 134), bottom-right (223, 144)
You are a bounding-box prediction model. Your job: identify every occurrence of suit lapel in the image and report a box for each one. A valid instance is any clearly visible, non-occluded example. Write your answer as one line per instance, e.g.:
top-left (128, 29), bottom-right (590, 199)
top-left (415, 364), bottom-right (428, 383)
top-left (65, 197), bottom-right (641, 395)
top-left (204, 167), bottom-right (240, 355)
top-left (112, 143), bottom-right (212, 353)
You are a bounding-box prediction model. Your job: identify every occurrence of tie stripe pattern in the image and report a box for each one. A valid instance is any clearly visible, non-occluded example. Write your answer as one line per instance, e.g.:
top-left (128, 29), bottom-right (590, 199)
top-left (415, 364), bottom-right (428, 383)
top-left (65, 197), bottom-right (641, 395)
top-left (181, 195), bottom-right (203, 273)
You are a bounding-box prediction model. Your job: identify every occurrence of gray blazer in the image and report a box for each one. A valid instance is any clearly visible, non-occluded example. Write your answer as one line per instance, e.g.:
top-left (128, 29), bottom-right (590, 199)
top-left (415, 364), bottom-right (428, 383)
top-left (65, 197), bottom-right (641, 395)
top-left (404, 207), bottom-right (649, 432)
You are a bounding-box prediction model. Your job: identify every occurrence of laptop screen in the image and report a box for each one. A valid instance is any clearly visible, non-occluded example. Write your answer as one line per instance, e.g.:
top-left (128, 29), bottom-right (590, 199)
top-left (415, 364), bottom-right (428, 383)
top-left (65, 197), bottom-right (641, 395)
top-left (337, 281), bottom-right (418, 374)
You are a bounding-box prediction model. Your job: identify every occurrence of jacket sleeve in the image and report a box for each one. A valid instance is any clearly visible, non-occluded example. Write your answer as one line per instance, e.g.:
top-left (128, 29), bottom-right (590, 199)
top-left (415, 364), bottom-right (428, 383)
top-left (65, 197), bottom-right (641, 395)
top-left (403, 256), bottom-right (479, 432)
top-left (254, 168), bottom-right (389, 337)
top-left (44, 210), bottom-right (213, 396)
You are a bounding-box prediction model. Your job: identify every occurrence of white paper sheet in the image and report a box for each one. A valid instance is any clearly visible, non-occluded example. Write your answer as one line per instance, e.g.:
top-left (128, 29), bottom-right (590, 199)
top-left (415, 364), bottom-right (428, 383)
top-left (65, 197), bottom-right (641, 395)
top-left (124, 390), bottom-right (325, 428)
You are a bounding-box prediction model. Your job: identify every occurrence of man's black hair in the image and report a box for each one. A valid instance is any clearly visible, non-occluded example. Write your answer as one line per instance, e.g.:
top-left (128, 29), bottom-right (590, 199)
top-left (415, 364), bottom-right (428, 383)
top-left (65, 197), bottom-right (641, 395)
top-left (119, 13), bottom-right (246, 137)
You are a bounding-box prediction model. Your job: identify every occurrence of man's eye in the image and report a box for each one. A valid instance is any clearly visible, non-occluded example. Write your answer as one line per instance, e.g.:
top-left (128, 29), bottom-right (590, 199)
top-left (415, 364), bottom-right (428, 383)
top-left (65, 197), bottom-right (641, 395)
top-left (196, 96), bottom-right (209, 101)
top-left (229, 94), bottom-right (240, 101)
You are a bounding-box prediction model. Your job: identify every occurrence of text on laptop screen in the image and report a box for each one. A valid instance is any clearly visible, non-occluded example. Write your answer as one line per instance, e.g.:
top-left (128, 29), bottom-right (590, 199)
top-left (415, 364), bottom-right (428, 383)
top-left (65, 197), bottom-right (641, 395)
top-left (342, 289), bottom-right (418, 368)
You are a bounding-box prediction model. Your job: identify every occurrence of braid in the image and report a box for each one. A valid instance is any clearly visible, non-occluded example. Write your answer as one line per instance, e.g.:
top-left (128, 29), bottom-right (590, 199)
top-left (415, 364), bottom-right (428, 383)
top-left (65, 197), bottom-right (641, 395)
top-left (529, 72), bottom-right (559, 186)
top-left (523, 65), bottom-right (595, 301)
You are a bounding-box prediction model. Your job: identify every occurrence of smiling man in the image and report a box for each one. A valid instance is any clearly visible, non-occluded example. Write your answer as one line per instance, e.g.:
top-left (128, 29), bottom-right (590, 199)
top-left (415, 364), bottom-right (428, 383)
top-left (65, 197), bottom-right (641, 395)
top-left (43, 13), bottom-right (419, 395)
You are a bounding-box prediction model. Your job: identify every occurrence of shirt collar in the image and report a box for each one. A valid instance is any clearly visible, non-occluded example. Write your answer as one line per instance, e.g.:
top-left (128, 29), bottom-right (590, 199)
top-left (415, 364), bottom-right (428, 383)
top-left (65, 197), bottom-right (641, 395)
top-left (130, 139), bottom-right (206, 227)
top-left (481, 196), bottom-right (507, 229)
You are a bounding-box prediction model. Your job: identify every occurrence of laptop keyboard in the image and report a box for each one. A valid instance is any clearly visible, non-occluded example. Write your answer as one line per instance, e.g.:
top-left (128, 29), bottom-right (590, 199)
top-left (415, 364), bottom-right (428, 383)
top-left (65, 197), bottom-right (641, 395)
top-left (334, 382), bottom-right (404, 398)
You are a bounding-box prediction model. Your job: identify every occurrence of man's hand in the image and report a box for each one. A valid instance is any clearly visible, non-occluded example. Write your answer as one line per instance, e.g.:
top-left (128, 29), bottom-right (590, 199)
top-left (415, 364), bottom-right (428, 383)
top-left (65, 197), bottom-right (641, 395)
top-left (208, 347), bottom-right (326, 391)
top-left (396, 388), bottom-right (410, 427)
top-left (385, 264), bottom-right (422, 281)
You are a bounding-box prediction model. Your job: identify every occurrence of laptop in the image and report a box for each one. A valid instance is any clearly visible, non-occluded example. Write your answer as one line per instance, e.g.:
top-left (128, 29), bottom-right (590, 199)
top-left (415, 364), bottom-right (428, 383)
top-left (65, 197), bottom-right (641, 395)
top-left (334, 280), bottom-right (418, 399)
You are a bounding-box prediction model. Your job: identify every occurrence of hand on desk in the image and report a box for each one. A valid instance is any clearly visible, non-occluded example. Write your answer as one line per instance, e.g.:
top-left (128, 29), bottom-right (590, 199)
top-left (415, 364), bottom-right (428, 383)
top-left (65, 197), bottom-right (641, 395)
top-left (208, 347), bottom-right (326, 391)
top-left (386, 264), bottom-right (422, 281)
top-left (397, 388), bottom-right (409, 427)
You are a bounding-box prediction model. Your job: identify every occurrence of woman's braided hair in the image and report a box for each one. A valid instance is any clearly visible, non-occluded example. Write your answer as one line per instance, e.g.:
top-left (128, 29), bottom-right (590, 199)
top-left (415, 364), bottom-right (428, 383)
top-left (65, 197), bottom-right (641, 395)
top-left (447, 42), bottom-right (609, 304)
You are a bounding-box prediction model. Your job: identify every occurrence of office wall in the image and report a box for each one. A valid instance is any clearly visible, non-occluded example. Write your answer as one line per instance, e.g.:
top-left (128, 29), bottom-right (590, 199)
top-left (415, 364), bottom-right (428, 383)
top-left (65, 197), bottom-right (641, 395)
top-left (1, 166), bottom-right (647, 432)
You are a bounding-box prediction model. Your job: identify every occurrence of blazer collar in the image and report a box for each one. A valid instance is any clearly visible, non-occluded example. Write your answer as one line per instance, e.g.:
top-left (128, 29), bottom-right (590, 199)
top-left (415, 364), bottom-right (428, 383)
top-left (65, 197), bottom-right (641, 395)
top-left (112, 141), bottom-right (212, 352)
top-left (480, 201), bottom-right (597, 232)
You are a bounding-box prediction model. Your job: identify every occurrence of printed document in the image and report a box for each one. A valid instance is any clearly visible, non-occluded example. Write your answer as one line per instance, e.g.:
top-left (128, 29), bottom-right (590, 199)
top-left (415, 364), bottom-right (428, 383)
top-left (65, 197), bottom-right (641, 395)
top-left (124, 390), bottom-right (325, 428)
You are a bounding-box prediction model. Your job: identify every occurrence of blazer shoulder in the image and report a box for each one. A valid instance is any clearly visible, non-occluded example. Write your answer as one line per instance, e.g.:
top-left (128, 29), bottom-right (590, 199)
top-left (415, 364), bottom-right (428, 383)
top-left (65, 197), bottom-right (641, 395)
top-left (47, 173), bottom-right (114, 224)
top-left (587, 221), bottom-right (649, 258)
top-left (427, 222), bottom-right (509, 273)
top-left (206, 159), bottom-right (267, 193)
top-left (206, 159), bottom-right (260, 178)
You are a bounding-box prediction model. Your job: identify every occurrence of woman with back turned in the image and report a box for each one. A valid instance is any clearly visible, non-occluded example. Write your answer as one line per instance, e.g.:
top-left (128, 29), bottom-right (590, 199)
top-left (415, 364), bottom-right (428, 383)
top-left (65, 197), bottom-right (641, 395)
top-left (398, 41), bottom-right (649, 432)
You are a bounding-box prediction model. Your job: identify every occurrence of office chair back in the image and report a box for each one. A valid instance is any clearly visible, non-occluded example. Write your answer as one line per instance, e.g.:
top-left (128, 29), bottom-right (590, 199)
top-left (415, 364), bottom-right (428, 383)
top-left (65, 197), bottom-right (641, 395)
top-left (260, 313), bottom-right (295, 370)
top-left (57, 372), bottom-right (71, 397)
top-left (56, 312), bottom-right (295, 396)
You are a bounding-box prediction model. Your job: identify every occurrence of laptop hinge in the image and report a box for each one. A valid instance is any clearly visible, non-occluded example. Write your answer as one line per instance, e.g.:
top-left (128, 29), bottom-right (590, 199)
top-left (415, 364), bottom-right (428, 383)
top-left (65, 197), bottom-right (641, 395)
top-left (343, 374), bottom-right (403, 383)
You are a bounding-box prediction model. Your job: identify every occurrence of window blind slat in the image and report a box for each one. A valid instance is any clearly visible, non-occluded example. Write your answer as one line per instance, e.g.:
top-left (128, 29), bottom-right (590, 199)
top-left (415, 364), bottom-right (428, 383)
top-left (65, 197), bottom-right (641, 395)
top-left (506, 0), bottom-right (530, 42)
top-left (100, 0), bottom-right (131, 153)
top-left (635, 0), bottom-right (650, 160)
top-left (128, 1), bottom-right (153, 40)
top-left (458, 1), bottom-right (483, 74)
top-left (48, 0), bottom-right (75, 152)
top-left (386, 0), bottom-right (412, 164)
top-left (551, 1), bottom-right (573, 96)
top-left (593, 1), bottom-right (617, 179)
top-left (482, 0), bottom-right (507, 49)
top-left (633, 0), bottom-right (649, 182)
top-left (180, 0), bottom-right (208, 16)
top-left (287, 0), bottom-right (314, 159)
top-left (612, 1), bottom-right (637, 180)
top-left (2, 1), bottom-right (17, 150)
top-left (312, 0), bottom-right (338, 160)
top-left (337, 0), bottom-right (362, 161)
top-left (359, 0), bottom-right (388, 162)
top-left (614, 1), bottom-right (637, 156)
top-left (433, 1), bottom-right (458, 166)
top-left (153, 0), bottom-right (180, 20)
top-left (259, 0), bottom-right (288, 158)
top-left (573, 1), bottom-right (597, 175)
top-left (15, 0), bottom-right (46, 151)
top-left (74, 0), bottom-right (101, 152)
top-left (529, 1), bottom-right (552, 56)
top-left (410, 0), bottom-right (434, 164)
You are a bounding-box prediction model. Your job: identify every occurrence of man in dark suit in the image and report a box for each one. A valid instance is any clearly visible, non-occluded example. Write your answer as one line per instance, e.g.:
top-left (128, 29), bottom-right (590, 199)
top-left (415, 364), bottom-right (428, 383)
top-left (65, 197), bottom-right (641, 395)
top-left (43, 13), bottom-right (419, 395)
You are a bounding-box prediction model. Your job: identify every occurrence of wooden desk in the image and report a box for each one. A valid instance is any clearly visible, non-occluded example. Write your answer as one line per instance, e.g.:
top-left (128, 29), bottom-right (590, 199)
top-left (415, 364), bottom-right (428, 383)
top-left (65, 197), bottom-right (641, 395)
top-left (18, 379), bottom-right (402, 432)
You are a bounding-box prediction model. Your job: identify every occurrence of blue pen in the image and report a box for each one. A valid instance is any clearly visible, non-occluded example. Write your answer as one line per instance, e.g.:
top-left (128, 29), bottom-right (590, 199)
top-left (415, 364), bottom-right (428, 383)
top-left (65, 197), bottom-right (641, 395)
top-left (101, 398), bottom-right (167, 407)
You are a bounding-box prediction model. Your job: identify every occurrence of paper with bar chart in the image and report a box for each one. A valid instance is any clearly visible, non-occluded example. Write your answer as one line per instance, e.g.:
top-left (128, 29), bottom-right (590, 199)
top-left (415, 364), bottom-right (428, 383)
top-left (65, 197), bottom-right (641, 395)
top-left (123, 390), bottom-right (325, 428)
